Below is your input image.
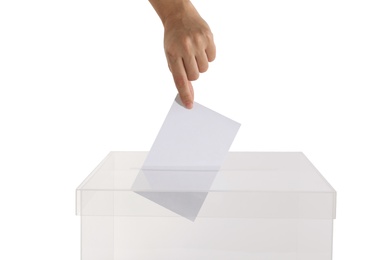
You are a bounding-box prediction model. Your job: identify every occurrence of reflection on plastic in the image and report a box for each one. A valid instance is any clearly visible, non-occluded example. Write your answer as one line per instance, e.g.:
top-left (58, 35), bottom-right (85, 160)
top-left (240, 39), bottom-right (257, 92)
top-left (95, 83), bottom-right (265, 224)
top-left (132, 95), bottom-right (240, 221)
top-left (132, 169), bottom-right (219, 221)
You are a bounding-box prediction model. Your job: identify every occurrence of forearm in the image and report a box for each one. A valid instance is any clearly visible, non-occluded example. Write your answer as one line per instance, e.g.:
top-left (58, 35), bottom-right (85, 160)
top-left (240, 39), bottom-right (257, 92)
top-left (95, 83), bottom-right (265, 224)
top-left (149, 0), bottom-right (194, 26)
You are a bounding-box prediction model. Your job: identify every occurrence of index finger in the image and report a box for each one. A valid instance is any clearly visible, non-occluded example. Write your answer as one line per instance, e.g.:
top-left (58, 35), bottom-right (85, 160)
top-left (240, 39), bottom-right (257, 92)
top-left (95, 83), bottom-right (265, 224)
top-left (169, 58), bottom-right (194, 109)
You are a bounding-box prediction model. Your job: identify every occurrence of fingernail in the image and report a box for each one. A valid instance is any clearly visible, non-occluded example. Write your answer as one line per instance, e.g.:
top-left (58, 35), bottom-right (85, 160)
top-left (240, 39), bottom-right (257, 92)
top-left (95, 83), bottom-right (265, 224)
top-left (185, 101), bottom-right (193, 109)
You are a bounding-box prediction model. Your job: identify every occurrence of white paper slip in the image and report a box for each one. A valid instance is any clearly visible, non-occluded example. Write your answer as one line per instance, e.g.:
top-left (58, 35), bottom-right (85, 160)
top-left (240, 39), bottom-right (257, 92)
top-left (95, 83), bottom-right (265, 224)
top-left (132, 95), bottom-right (240, 221)
top-left (142, 95), bottom-right (241, 171)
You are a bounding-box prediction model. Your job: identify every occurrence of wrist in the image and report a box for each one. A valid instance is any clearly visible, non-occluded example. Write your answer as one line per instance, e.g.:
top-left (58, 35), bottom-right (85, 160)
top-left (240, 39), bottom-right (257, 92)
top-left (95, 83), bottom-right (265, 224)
top-left (149, 0), bottom-right (194, 26)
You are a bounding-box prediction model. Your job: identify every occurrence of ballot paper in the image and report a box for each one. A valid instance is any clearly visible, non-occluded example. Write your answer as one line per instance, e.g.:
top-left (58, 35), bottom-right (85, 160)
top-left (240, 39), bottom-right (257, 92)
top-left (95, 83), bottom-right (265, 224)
top-left (132, 95), bottom-right (240, 221)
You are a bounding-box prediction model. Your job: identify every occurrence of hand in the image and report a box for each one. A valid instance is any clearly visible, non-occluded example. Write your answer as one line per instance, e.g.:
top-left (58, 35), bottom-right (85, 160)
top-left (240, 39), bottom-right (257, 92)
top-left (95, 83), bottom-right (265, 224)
top-left (163, 2), bottom-right (216, 109)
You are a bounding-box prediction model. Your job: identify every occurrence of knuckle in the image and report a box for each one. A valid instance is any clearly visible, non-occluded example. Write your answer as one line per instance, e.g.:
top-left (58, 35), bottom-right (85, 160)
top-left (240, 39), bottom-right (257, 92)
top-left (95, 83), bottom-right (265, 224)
top-left (165, 49), bottom-right (178, 60)
top-left (205, 30), bottom-right (214, 41)
top-left (198, 63), bottom-right (208, 73)
top-left (193, 32), bottom-right (204, 45)
top-left (207, 49), bottom-right (216, 62)
top-left (181, 36), bottom-right (192, 52)
top-left (180, 92), bottom-right (192, 101)
top-left (188, 72), bottom-right (199, 81)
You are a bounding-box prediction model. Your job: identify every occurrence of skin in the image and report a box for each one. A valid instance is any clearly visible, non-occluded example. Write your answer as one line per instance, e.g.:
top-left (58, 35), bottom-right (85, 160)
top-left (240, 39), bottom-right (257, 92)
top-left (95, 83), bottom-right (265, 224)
top-left (149, 0), bottom-right (216, 109)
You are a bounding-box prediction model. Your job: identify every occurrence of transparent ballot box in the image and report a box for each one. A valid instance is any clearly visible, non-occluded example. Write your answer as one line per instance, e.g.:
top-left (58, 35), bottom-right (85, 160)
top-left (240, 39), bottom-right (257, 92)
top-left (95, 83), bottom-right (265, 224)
top-left (76, 152), bottom-right (336, 260)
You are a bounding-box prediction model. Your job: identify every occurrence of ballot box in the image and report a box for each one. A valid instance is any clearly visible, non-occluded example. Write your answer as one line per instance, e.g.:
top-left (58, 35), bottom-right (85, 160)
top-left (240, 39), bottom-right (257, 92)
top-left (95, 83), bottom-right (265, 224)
top-left (76, 151), bottom-right (336, 260)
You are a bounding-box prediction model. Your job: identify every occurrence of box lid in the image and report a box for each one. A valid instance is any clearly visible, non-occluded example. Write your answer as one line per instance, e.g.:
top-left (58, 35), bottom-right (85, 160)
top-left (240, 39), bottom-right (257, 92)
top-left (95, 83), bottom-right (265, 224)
top-left (76, 152), bottom-right (336, 219)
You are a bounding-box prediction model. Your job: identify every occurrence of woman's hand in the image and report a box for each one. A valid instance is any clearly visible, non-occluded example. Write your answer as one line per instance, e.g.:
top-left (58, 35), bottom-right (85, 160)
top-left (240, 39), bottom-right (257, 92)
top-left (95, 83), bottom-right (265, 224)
top-left (149, 0), bottom-right (216, 108)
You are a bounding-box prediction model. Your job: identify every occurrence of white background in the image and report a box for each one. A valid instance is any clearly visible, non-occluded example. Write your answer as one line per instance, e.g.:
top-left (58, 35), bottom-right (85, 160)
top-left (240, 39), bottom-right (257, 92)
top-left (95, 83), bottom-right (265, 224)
top-left (1, 0), bottom-right (389, 259)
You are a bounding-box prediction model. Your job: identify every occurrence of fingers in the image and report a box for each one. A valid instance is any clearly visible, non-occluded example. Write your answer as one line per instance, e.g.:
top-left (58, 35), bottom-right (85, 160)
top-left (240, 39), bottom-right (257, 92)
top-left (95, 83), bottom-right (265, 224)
top-left (196, 51), bottom-right (209, 73)
top-left (183, 49), bottom-right (211, 80)
top-left (167, 49), bottom-right (211, 109)
top-left (183, 56), bottom-right (199, 81)
top-left (205, 37), bottom-right (216, 62)
top-left (169, 58), bottom-right (194, 109)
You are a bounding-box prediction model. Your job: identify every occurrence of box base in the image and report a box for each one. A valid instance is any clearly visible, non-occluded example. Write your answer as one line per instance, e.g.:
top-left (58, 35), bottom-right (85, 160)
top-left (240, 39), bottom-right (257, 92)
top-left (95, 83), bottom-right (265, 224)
top-left (81, 216), bottom-right (333, 260)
